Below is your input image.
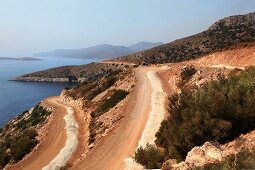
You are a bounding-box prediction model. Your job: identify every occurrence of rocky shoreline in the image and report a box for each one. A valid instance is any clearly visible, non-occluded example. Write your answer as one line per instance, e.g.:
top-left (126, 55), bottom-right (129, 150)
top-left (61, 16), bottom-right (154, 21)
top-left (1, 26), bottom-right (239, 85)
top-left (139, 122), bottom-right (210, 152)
top-left (11, 76), bottom-right (69, 82)
top-left (10, 76), bottom-right (86, 83)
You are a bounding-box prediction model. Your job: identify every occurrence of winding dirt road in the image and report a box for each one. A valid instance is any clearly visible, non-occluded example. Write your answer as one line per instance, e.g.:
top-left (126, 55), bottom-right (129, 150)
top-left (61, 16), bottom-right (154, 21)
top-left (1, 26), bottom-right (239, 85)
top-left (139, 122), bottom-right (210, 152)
top-left (9, 97), bottom-right (72, 170)
top-left (72, 67), bottom-right (167, 170)
top-left (9, 67), bottom-right (167, 170)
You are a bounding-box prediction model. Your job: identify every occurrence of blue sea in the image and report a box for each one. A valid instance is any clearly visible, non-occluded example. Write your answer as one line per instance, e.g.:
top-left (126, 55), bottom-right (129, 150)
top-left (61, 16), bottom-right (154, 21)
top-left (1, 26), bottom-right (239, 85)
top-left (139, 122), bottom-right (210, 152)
top-left (0, 57), bottom-right (96, 127)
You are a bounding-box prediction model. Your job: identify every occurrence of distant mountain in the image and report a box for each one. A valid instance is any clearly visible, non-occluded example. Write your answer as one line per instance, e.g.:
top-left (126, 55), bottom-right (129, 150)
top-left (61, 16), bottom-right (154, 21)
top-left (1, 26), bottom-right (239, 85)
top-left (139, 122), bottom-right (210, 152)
top-left (128, 41), bottom-right (163, 52)
top-left (0, 57), bottom-right (41, 61)
top-left (34, 42), bottom-right (163, 60)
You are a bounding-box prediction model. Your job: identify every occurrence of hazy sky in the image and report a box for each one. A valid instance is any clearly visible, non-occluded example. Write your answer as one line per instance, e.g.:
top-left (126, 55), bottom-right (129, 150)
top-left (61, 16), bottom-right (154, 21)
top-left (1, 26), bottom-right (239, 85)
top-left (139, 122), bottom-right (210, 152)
top-left (0, 0), bottom-right (255, 57)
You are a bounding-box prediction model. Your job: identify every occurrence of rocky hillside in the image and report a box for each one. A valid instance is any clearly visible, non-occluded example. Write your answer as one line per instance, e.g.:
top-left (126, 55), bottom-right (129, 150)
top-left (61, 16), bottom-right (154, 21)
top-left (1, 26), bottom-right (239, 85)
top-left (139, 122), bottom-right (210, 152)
top-left (12, 63), bottom-right (133, 82)
top-left (12, 12), bottom-right (254, 82)
top-left (112, 12), bottom-right (255, 64)
top-left (61, 68), bottom-right (135, 147)
top-left (0, 104), bottom-right (52, 169)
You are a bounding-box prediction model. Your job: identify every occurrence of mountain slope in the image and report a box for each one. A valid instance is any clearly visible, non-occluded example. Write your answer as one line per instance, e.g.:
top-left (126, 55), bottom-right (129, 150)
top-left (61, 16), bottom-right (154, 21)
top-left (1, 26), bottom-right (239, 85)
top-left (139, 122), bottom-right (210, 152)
top-left (34, 42), bottom-right (163, 60)
top-left (114, 12), bottom-right (255, 64)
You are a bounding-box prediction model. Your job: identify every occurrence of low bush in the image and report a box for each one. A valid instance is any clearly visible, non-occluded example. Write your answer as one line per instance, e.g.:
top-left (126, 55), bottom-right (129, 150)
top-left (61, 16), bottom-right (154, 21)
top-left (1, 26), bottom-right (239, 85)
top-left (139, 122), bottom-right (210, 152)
top-left (0, 128), bottom-right (38, 168)
top-left (180, 65), bottom-right (197, 81)
top-left (91, 89), bottom-right (129, 118)
top-left (0, 145), bottom-right (9, 169)
top-left (30, 105), bottom-right (51, 126)
top-left (0, 104), bottom-right (50, 168)
top-left (88, 89), bottom-right (129, 144)
top-left (156, 67), bottom-right (255, 161)
top-left (134, 144), bottom-right (164, 169)
top-left (15, 105), bottom-right (51, 129)
top-left (66, 70), bottom-right (121, 100)
top-left (10, 129), bottom-right (38, 161)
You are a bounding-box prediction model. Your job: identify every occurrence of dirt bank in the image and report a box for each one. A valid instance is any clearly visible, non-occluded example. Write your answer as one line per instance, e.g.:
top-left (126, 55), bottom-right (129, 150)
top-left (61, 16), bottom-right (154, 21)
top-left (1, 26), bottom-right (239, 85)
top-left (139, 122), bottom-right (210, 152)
top-left (8, 97), bottom-right (72, 170)
top-left (72, 67), bottom-right (152, 170)
top-left (43, 105), bottom-right (78, 170)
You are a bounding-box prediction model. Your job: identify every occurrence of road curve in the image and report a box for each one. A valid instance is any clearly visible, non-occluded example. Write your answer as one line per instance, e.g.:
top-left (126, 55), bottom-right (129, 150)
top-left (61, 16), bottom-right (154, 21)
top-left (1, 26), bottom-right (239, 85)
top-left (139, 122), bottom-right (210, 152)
top-left (9, 67), bottom-right (167, 170)
top-left (72, 67), bottom-right (166, 170)
top-left (9, 97), bottom-right (73, 170)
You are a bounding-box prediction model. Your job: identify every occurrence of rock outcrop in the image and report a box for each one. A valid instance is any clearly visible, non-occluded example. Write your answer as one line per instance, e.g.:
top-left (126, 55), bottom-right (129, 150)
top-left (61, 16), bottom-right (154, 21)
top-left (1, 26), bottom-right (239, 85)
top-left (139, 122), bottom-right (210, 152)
top-left (162, 129), bottom-right (255, 170)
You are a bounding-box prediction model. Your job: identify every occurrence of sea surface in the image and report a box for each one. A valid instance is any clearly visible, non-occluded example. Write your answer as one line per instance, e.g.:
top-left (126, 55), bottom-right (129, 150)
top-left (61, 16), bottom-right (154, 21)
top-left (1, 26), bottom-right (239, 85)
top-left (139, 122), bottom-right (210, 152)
top-left (0, 57), bottom-right (96, 127)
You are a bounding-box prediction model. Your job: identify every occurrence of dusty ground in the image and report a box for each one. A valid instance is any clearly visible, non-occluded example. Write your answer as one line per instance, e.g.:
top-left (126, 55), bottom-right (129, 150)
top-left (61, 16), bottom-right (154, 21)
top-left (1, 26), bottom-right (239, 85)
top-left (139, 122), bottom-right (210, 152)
top-left (59, 96), bottom-right (90, 166)
top-left (7, 45), bottom-right (255, 170)
top-left (43, 105), bottom-right (78, 170)
top-left (7, 97), bottom-right (69, 170)
top-left (158, 45), bottom-right (255, 93)
top-left (72, 67), bottom-right (153, 170)
top-left (189, 45), bottom-right (255, 67)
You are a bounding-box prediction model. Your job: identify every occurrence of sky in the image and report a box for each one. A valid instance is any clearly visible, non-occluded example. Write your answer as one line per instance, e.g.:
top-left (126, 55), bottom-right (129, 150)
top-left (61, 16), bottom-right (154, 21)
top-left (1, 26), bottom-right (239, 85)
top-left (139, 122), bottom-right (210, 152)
top-left (0, 0), bottom-right (255, 57)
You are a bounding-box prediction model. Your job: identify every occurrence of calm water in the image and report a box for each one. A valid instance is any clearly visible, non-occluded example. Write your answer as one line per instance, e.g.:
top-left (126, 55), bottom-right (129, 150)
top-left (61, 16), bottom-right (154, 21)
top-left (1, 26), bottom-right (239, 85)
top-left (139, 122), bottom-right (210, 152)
top-left (0, 57), bottom-right (96, 127)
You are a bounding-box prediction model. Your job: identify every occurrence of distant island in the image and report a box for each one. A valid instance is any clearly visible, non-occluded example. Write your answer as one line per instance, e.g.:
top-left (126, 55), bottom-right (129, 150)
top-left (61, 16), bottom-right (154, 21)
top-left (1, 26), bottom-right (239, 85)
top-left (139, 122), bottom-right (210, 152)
top-left (0, 57), bottom-right (41, 61)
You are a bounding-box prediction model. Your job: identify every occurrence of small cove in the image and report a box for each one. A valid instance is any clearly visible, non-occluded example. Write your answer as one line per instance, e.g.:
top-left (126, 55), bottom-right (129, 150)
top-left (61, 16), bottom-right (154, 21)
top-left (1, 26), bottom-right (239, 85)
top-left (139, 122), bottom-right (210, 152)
top-left (0, 57), bottom-right (96, 126)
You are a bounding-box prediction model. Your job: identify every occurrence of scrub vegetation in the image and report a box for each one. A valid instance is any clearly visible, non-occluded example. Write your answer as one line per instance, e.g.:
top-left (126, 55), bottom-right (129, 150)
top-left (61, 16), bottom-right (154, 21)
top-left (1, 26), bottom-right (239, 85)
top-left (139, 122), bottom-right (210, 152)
top-left (0, 104), bottom-right (51, 168)
top-left (135, 67), bottom-right (255, 168)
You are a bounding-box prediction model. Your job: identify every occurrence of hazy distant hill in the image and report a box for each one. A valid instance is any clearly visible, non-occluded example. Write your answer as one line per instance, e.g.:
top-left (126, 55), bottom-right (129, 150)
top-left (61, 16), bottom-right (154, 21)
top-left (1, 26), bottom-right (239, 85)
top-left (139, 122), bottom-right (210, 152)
top-left (34, 42), bottom-right (163, 60)
top-left (128, 41), bottom-right (163, 52)
top-left (0, 57), bottom-right (41, 61)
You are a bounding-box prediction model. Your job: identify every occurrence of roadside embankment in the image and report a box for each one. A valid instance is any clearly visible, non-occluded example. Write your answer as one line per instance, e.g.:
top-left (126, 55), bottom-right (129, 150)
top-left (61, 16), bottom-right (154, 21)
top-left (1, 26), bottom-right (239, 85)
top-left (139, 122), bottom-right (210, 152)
top-left (137, 70), bottom-right (167, 147)
top-left (59, 92), bottom-right (91, 166)
top-left (42, 104), bottom-right (78, 170)
top-left (7, 97), bottom-right (76, 170)
top-left (124, 68), bottom-right (168, 170)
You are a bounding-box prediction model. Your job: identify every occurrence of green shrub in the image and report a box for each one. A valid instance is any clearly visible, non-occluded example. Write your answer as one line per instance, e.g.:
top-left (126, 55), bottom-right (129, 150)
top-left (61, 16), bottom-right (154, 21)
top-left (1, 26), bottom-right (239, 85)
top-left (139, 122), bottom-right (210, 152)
top-left (10, 129), bottom-right (38, 161)
top-left (0, 104), bottom-right (50, 168)
top-left (0, 128), bottom-right (38, 168)
top-left (88, 89), bottom-right (129, 144)
top-left (0, 145), bottom-right (10, 169)
top-left (30, 105), bottom-right (51, 126)
top-left (134, 144), bottom-right (164, 169)
top-left (15, 105), bottom-right (51, 130)
top-left (67, 70), bottom-right (121, 100)
top-left (91, 89), bottom-right (129, 117)
top-left (156, 67), bottom-right (255, 161)
top-left (181, 65), bottom-right (197, 80)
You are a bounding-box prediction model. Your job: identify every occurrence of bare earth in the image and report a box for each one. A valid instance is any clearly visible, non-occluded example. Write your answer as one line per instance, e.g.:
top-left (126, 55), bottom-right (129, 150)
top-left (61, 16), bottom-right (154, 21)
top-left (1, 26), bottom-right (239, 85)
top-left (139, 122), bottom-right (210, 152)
top-left (8, 97), bottom-right (68, 170)
top-left (72, 67), bottom-right (156, 170)
top-left (8, 46), bottom-right (255, 170)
